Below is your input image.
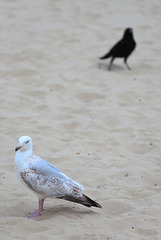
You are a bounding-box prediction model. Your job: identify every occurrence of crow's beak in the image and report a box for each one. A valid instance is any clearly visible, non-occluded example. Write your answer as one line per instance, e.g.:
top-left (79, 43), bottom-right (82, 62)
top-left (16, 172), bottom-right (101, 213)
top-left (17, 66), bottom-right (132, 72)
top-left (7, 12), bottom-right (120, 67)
top-left (15, 145), bottom-right (21, 152)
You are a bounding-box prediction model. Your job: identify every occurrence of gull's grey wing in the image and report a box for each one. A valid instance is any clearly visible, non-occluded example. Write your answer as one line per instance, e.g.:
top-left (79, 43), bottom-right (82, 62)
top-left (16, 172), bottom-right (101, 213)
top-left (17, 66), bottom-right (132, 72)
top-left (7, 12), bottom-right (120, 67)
top-left (20, 169), bottom-right (83, 198)
top-left (28, 155), bottom-right (85, 191)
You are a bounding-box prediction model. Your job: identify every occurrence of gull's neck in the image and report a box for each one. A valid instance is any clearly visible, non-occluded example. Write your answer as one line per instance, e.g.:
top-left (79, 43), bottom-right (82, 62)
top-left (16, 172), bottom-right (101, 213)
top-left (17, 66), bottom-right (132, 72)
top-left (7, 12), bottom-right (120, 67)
top-left (16, 148), bottom-right (33, 159)
top-left (15, 147), bottom-right (33, 180)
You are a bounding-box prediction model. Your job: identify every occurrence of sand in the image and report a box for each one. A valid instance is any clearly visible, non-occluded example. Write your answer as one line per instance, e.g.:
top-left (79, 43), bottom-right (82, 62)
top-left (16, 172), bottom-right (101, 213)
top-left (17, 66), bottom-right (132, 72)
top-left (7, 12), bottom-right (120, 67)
top-left (0, 0), bottom-right (161, 239)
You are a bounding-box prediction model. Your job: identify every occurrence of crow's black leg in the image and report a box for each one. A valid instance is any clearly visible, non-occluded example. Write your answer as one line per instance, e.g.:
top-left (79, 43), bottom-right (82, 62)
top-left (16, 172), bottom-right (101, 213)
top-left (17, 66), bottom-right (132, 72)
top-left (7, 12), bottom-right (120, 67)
top-left (124, 58), bottom-right (131, 70)
top-left (108, 57), bottom-right (114, 71)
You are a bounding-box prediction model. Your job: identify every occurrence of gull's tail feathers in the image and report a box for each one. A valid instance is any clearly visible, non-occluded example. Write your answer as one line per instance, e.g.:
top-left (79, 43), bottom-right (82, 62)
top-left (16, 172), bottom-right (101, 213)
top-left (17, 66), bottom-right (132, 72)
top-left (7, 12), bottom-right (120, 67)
top-left (57, 194), bottom-right (102, 208)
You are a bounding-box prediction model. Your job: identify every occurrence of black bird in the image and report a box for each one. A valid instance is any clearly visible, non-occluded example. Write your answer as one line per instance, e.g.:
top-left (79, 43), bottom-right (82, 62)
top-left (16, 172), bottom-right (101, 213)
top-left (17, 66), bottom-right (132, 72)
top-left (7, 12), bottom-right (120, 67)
top-left (100, 28), bottom-right (136, 71)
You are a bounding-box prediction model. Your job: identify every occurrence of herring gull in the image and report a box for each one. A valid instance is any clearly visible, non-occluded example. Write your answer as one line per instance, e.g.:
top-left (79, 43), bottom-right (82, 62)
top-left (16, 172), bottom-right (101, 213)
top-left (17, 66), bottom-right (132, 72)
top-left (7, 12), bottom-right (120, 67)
top-left (14, 136), bottom-right (102, 218)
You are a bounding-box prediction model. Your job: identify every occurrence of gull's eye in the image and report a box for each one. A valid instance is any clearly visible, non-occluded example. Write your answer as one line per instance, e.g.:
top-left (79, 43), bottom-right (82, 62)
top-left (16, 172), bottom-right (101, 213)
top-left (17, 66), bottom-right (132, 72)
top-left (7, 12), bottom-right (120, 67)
top-left (26, 140), bottom-right (29, 144)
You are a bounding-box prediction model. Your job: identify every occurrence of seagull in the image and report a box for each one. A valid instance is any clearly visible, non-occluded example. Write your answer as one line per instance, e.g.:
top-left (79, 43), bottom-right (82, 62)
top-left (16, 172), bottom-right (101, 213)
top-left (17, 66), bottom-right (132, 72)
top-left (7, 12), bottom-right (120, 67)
top-left (99, 28), bottom-right (136, 70)
top-left (14, 136), bottom-right (102, 218)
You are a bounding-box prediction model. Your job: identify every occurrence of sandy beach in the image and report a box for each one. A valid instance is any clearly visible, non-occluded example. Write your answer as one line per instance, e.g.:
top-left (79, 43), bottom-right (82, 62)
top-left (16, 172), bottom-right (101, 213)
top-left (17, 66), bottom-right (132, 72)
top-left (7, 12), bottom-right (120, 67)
top-left (1, 0), bottom-right (161, 239)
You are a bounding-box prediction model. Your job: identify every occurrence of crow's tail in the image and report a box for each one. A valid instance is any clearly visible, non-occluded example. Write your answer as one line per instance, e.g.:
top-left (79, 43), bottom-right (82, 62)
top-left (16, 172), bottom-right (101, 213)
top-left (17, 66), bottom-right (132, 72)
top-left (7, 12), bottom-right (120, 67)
top-left (100, 52), bottom-right (110, 60)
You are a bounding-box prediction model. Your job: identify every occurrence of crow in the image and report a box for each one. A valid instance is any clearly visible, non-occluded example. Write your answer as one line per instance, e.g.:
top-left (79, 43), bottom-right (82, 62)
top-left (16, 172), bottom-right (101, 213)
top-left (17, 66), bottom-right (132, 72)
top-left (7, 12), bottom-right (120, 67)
top-left (99, 28), bottom-right (136, 71)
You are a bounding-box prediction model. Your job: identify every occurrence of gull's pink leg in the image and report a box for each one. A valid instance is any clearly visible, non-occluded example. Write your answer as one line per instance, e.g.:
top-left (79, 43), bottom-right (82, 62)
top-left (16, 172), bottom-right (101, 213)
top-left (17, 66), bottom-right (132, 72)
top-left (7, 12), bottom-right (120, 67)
top-left (27, 199), bottom-right (45, 219)
top-left (40, 199), bottom-right (45, 211)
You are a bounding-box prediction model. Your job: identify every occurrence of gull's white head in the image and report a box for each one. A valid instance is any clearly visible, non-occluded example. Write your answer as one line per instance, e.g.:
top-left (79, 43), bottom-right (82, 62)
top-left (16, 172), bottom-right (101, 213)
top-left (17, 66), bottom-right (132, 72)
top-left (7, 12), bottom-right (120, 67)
top-left (15, 136), bottom-right (33, 152)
